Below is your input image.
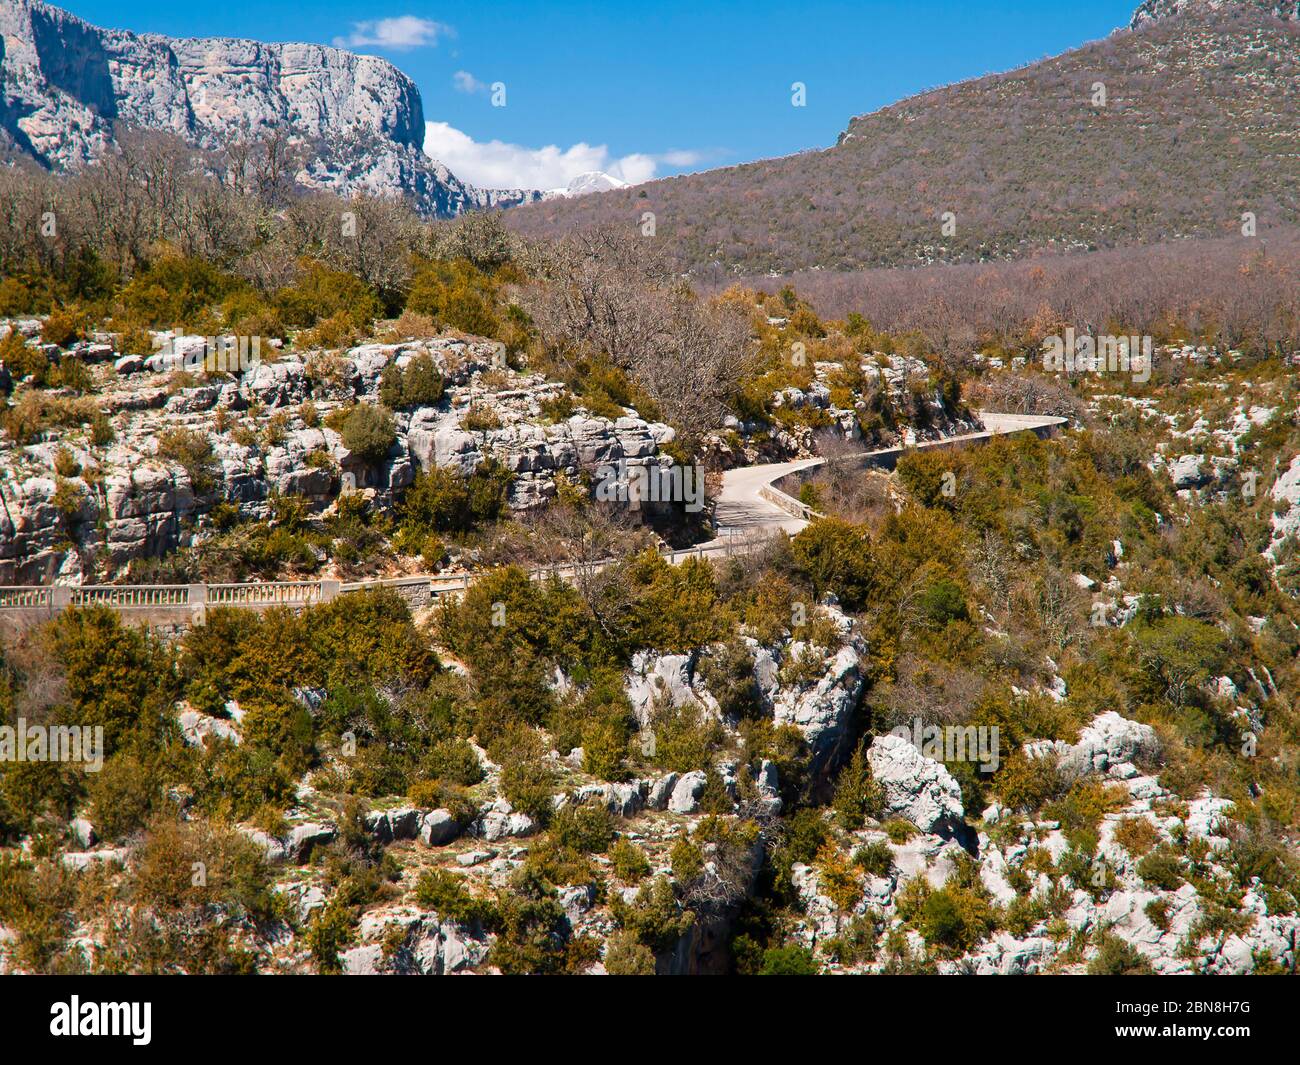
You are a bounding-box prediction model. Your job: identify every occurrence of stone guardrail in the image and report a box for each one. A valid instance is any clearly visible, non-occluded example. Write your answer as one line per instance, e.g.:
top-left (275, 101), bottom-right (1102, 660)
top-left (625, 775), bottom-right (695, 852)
top-left (0, 539), bottom-right (749, 629)
top-left (758, 483), bottom-right (821, 522)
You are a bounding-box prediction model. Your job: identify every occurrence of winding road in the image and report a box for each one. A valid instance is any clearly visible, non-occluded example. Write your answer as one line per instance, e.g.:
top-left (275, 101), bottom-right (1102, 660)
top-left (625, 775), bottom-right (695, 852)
top-left (0, 411), bottom-right (1066, 621)
top-left (707, 411), bottom-right (1067, 545)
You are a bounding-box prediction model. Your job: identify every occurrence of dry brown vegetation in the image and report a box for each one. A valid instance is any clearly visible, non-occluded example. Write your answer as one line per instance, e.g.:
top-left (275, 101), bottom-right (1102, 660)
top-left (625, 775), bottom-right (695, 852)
top-left (746, 229), bottom-right (1300, 357)
top-left (507, 7), bottom-right (1300, 279)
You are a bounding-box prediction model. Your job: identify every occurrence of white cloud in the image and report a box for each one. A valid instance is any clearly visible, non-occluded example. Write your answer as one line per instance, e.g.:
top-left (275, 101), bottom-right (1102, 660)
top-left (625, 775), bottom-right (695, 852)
top-left (657, 149), bottom-right (708, 168)
top-left (333, 16), bottom-right (451, 51)
top-left (424, 121), bottom-right (708, 191)
top-left (452, 70), bottom-right (488, 94)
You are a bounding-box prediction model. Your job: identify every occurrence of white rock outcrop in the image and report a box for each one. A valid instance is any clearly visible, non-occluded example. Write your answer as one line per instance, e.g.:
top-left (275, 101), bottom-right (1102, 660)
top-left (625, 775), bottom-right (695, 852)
top-left (866, 734), bottom-right (965, 835)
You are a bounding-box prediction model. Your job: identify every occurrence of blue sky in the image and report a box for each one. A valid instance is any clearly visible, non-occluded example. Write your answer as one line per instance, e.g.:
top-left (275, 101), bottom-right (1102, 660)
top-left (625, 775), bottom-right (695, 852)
top-left (61, 1), bottom-right (1141, 190)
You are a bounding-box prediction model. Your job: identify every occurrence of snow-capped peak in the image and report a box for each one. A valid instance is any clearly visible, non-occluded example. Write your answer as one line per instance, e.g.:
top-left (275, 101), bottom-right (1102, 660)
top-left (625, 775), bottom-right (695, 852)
top-left (542, 171), bottom-right (629, 199)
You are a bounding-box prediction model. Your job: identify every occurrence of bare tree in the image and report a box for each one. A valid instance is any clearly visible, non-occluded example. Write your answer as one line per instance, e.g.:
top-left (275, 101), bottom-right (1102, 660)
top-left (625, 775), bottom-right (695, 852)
top-left (519, 226), bottom-right (675, 372)
top-left (521, 227), bottom-right (755, 438)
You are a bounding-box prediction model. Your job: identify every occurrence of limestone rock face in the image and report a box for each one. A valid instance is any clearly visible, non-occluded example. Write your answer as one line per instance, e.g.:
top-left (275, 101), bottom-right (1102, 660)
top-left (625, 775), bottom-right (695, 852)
top-left (0, 0), bottom-right (539, 215)
top-left (1061, 712), bottom-right (1160, 776)
top-left (668, 771), bottom-right (708, 814)
top-left (624, 652), bottom-right (718, 729)
top-left (286, 822), bottom-right (337, 864)
top-left (1130, 0), bottom-right (1299, 31)
top-left (1167, 453), bottom-right (1208, 489)
top-left (1267, 452), bottom-right (1300, 558)
top-left (866, 734), bottom-right (965, 835)
top-left (0, 331), bottom-right (680, 581)
top-left (760, 602), bottom-right (868, 772)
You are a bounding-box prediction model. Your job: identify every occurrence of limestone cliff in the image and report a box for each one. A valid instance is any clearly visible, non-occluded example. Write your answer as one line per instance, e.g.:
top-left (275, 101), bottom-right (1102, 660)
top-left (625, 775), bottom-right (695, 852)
top-left (0, 0), bottom-right (537, 215)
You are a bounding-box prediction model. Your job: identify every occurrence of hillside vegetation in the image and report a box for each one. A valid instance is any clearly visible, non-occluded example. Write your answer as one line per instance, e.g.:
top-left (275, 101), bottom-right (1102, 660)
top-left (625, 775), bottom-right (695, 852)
top-left (507, 3), bottom-right (1300, 277)
top-left (2, 42), bottom-right (1300, 975)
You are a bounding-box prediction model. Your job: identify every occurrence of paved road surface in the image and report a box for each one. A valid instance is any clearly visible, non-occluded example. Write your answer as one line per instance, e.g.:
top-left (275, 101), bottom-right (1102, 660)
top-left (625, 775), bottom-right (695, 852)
top-left (708, 411), bottom-right (1065, 545)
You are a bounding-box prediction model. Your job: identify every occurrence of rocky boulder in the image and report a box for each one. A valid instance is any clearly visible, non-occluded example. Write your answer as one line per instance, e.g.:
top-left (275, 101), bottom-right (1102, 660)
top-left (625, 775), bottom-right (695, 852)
top-left (866, 734), bottom-right (965, 835)
top-left (1059, 711), bottom-right (1159, 777)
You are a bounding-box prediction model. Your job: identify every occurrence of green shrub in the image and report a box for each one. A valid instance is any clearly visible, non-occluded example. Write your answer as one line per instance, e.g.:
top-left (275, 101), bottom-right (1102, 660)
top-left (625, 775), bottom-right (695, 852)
top-left (758, 944), bottom-right (818, 975)
top-left (56, 356), bottom-right (94, 394)
top-left (915, 885), bottom-right (994, 958)
top-left (609, 876), bottom-right (694, 953)
top-left (306, 900), bottom-right (354, 974)
top-left (853, 840), bottom-right (895, 879)
top-left (0, 853), bottom-right (77, 971)
top-left (832, 743), bottom-right (885, 830)
top-left (120, 256), bottom-right (246, 327)
top-left (650, 701), bottom-right (723, 774)
top-left (2, 392), bottom-right (98, 443)
top-left (414, 869), bottom-right (498, 927)
top-left (40, 307), bottom-right (85, 347)
top-left (460, 405), bottom-right (501, 431)
top-left (603, 930), bottom-right (656, 974)
top-left (156, 427), bottom-right (217, 493)
top-left (621, 552), bottom-right (727, 654)
top-left (276, 261), bottom-right (380, 328)
top-left (550, 801), bottom-right (615, 854)
top-left (339, 404), bottom-right (396, 465)
top-left (379, 352), bottom-right (445, 409)
top-left (1113, 816), bottom-right (1160, 857)
top-left (582, 711), bottom-right (633, 782)
top-left (52, 446), bottom-right (80, 477)
top-left (419, 738), bottom-right (485, 787)
top-left (1144, 897), bottom-right (1172, 932)
top-left (90, 412), bottom-right (115, 446)
top-left (610, 838), bottom-right (651, 883)
top-left (790, 518), bottom-right (876, 610)
top-left (405, 259), bottom-right (501, 337)
top-left (397, 460), bottom-right (512, 539)
top-left (822, 914), bottom-right (880, 967)
top-left (994, 752), bottom-right (1062, 813)
top-left (1136, 846), bottom-right (1185, 891)
top-left (0, 328), bottom-right (51, 385)
top-left (51, 477), bottom-right (85, 520)
top-left (883, 818), bottom-right (918, 844)
top-left (486, 867), bottom-right (571, 975)
top-left (698, 637), bottom-right (762, 721)
top-left (670, 836), bottom-right (705, 882)
top-left (1087, 932), bottom-right (1153, 975)
top-left (193, 740), bottom-right (296, 822)
top-left (240, 698), bottom-right (315, 776)
top-left (1045, 777), bottom-right (1126, 849)
top-left (0, 276), bottom-right (44, 316)
top-left (297, 311), bottom-right (358, 350)
top-left (87, 753), bottom-right (158, 840)
top-left (48, 606), bottom-right (178, 757)
top-left (0, 761), bottom-right (80, 838)
top-left (497, 732), bottom-right (556, 826)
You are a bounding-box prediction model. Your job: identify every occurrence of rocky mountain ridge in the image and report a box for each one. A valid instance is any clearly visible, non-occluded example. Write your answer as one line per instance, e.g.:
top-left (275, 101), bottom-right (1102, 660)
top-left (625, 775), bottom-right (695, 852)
top-left (507, 0), bottom-right (1300, 275)
top-left (0, 0), bottom-right (538, 215)
top-left (1130, 0), bottom-right (1300, 27)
